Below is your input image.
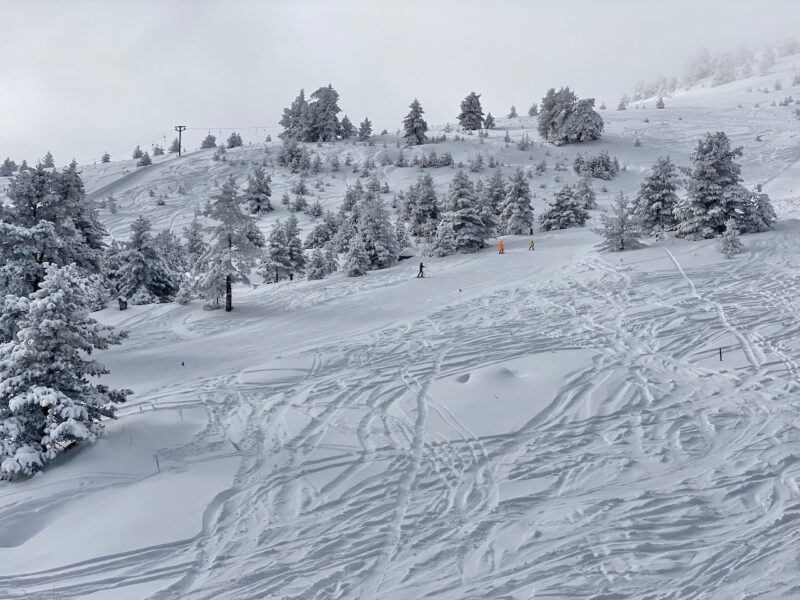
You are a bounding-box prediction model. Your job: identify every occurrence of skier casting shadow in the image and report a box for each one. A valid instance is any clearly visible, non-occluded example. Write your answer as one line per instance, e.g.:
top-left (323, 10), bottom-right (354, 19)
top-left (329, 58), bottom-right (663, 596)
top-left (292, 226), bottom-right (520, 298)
top-left (417, 262), bottom-right (426, 278)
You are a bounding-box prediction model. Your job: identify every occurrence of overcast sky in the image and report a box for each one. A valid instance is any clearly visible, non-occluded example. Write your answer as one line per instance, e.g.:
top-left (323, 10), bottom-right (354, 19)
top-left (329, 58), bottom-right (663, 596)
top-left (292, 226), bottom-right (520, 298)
top-left (2, 0), bottom-right (798, 165)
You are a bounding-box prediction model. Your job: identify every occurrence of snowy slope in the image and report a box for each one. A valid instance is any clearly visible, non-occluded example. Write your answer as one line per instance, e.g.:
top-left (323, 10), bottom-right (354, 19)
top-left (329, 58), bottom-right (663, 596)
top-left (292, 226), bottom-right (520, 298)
top-left (2, 55), bottom-right (800, 599)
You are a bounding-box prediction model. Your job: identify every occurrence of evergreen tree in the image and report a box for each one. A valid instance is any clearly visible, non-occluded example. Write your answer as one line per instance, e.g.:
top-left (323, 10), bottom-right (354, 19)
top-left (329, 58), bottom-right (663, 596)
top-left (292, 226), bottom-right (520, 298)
top-left (358, 117), bottom-right (373, 142)
top-left (395, 219), bottom-right (410, 250)
top-left (132, 145), bottom-right (144, 160)
top-left (117, 216), bottom-right (178, 302)
top-left (408, 173), bottom-right (439, 238)
top-left (675, 132), bottom-right (744, 239)
top-left (720, 218), bottom-right (743, 258)
top-left (574, 175), bottom-right (597, 209)
top-left (344, 235), bottom-right (369, 276)
top-left (458, 91), bottom-right (484, 130)
top-left (539, 185), bottom-right (588, 230)
top-left (323, 242), bottom-right (339, 274)
top-left (340, 115), bottom-right (355, 139)
top-left (431, 218), bottom-right (457, 257)
top-left (403, 98), bottom-right (428, 145)
top-left (484, 112), bottom-right (496, 129)
top-left (262, 220), bottom-right (293, 282)
top-left (528, 103), bottom-right (539, 116)
top-left (306, 84), bottom-right (341, 142)
top-left (307, 248), bottom-right (328, 280)
top-left (277, 137), bottom-right (311, 173)
top-left (656, 97), bottom-right (665, 109)
top-left (183, 216), bottom-right (206, 266)
top-left (200, 134), bottom-right (217, 149)
top-left (284, 214), bottom-right (306, 278)
top-left (18, 160), bottom-right (30, 172)
top-left (0, 264), bottom-right (130, 479)
top-left (357, 195), bottom-right (398, 270)
top-left (563, 99), bottom-right (604, 143)
top-left (243, 165), bottom-right (273, 214)
top-left (41, 151), bottom-right (55, 168)
top-left (0, 164), bottom-right (106, 296)
top-left (101, 152), bottom-right (111, 163)
top-left (169, 138), bottom-right (181, 153)
top-left (195, 176), bottom-right (263, 310)
top-left (0, 158), bottom-right (18, 176)
top-left (152, 145), bottom-right (164, 156)
top-left (484, 168), bottom-right (508, 215)
top-left (502, 169), bottom-right (534, 234)
top-left (446, 170), bottom-right (486, 252)
top-left (280, 89), bottom-right (310, 139)
top-left (598, 192), bottom-right (640, 252)
top-left (136, 152), bottom-right (152, 167)
top-left (226, 132), bottom-right (243, 148)
top-left (508, 105), bottom-right (518, 118)
top-left (633, 156), bottom-right (679, 232)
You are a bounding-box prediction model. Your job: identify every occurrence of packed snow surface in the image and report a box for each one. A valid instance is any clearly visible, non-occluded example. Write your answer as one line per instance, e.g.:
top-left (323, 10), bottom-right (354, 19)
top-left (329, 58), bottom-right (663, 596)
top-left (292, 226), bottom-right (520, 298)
top-left (2, 56), bottom-right (800, 598)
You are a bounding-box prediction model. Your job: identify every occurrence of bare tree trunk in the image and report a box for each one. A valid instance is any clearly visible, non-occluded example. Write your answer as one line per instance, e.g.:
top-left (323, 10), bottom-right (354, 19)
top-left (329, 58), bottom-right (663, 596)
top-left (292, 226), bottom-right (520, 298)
top-left (225, 274), bottom-right (232, 312)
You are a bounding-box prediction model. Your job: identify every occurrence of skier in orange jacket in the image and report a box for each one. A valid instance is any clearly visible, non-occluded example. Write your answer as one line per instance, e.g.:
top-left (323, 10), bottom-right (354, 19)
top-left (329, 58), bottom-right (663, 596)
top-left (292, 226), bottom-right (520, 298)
top-left (498, 240), bottom-right (505, 254)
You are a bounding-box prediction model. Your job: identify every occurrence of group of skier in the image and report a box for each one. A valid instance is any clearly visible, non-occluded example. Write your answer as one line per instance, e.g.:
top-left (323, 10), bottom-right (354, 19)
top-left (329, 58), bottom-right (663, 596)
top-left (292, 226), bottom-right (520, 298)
top-left (416, 238), bottom-right (535, 278)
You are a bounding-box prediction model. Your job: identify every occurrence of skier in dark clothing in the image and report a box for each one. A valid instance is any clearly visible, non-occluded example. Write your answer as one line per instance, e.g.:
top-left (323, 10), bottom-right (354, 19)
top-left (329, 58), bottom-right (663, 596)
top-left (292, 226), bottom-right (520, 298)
top-left (417, 262), bottom-right (426, 278)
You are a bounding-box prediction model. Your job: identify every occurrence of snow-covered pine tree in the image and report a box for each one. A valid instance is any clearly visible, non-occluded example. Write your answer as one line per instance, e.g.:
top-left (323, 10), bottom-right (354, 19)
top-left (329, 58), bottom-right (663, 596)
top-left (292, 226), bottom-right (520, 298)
top-left (675, 132), bottom-right (744, 239)
top-left (323, 242), bottom-right (339, 274)
top-left (538, 87), bottom-right (577, 141)
top-left (200, 134), bottom-right (217, 149)
top-left (357, 194), bottom-right (398, 270)
top-left (484, 168), bottom-right (508, 215)
top-left (136, 152), bottom-right (152, 167)
top-left (719, 218), bottom-right (743, 258)
top-left (226, 132), bottom-right (243, 148)
top-left (340, 115), bottom-right (355, 139)
top-left (261, 220), bottom-right (293, 282)
top-left (0, 163), bottom-right (106, 296)
top-left (408, 173), bottom-right (439, 239)
top-left (403, 98), bottom-right (429, 145)
top-left (656, 97), bottom-right (665, 109)
top-left (195, 176), bottom-right (263, 310)
top-left (574, 175), bottom-right (597, 209)
top-left (183, 216), bottom-right (206, 266)
top-left (0, 264), bottom-right (130, 478)
top-left (508, 105), bottom-right (518, 118)
top-left (306, 248), bottom-right (328, 280)
top-left (41, 151), bottom-right (55, 168)
top-left (395, 219), bottom-right (410, 251)
top-left (539, 185), bottom-right (588, 230)
top-left (117, 216), bottom-right (178, 302)
top-left (598, 192), bottom-right (640, 252)
top-left (458, 92), bottom-right (484, 131)
top-left (152, 145), bottom-right (164, 156)
top-left (0, 158), bottom-right (18, 176)
top-left (431, 218), bottom-right (457, 257)
top-left (446, 170), bottom-right (486, 252)
top-left (501, 169), bottom-right (534, 234)
top-left (358, 117), bottom-right (373, 142)
top-left (132, 145), bottom-right (144, 160)
top-left (243, 165), bottom-right (272, 214)
top-left (344, 235), bottom-right (369, 276)
top-left (633, 156), bottom-right (679, 232)
top-left (284, 214), bottom-right (306, 279)
top-left (280, 89), bottom-right (310, 140)
top-left (528, 102), bottom-right (539, 116)
top-left (18, 160), bottom-right (30, 172)
top-left (484, 112), bottom-right (496, 129)
top-left (307, 84), bottom-right (342, 142)
top-left (169, 138), bottom-right (181, 153)
top-left (562, 98), bottom-right (604, 143)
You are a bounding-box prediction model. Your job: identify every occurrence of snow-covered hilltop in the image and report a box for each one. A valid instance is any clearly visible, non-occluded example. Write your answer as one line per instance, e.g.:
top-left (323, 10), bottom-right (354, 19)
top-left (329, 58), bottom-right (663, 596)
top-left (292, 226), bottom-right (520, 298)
top-left (1, 50), bottom-right (800, 599)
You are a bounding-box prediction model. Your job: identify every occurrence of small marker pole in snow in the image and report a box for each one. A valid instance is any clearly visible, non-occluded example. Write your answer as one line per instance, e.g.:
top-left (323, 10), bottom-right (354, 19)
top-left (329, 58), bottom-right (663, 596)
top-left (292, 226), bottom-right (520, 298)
top-left (459, 288), bottom-right (462, 304)
top-left (719, 347), bottom-right (723, 361)
top-left (154, 454), bottom-right (161, 473)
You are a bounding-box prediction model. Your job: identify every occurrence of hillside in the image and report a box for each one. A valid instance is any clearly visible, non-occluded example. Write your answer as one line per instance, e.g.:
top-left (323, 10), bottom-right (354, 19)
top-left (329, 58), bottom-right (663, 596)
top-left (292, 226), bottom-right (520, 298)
top-left (1, 54), bottom-right (800, 599)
